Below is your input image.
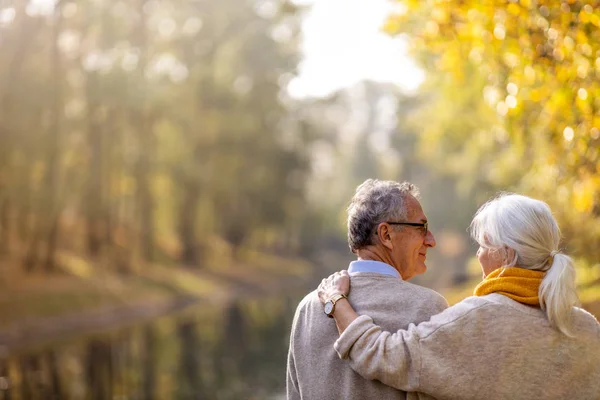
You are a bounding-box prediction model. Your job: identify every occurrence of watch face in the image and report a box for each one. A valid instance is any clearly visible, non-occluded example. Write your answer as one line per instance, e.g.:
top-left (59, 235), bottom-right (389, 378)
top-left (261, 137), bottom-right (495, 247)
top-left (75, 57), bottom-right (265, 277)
top-left (324, 301), bottom-right (334, 315)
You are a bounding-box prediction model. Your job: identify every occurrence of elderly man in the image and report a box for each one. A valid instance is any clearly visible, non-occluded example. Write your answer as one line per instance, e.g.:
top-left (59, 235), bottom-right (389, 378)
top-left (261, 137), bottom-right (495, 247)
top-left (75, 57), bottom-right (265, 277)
top-left (286, 179), bottom-right (448, 400)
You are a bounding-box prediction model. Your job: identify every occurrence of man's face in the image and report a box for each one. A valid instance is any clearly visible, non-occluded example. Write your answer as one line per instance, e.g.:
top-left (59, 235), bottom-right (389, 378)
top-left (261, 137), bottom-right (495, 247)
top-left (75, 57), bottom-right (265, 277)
top-left (389, 196), bottom-right (436, 280)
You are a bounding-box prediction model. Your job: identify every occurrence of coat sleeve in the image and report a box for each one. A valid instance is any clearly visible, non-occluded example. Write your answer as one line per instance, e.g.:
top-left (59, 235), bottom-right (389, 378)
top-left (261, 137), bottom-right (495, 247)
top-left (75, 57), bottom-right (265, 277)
top-left (286, 342), bottom-right (301, 400)
top-left (286, 305), bottom-right (302, 400)
top-left (334, 315), bottom-right (423, 392)
top-left (334, 300), bottom-right (492, 396)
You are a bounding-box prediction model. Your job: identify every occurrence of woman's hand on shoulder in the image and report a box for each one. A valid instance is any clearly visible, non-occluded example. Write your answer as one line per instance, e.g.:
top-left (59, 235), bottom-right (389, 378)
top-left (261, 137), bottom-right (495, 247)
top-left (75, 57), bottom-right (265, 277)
top-left (318, 270), bottom-right (350, 304)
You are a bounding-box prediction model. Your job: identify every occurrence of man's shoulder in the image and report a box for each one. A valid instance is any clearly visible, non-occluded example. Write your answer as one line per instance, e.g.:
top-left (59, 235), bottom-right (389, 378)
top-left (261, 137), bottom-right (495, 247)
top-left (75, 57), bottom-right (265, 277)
top-left (365, 278), bottom-right (449, 311)
top-left (347, 276), bottom-right (448, 327)
top-left (291, 277), bottom-right (449, 326)
top-left (398, 280), bottom-right (448, 304)
top-left (291, 289), bottom-right (325, 321)
top-left (350, 273), bottom-right (445, 300)
top-left (295, 289), bottom-right (317, 310)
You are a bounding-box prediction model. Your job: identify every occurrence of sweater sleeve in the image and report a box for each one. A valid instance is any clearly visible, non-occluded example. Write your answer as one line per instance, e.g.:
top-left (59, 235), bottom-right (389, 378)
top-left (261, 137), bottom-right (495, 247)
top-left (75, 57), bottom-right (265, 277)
top-left (286, 305), bottom-right (302, 400)
top-left (334, 298), bottom-right (495, 397)
top-left (435, 293), bottom-right (450, 312)
top-left (334, 315), bottom-right (422, 392)
top-left (286, 342), bottom-right (301, 400)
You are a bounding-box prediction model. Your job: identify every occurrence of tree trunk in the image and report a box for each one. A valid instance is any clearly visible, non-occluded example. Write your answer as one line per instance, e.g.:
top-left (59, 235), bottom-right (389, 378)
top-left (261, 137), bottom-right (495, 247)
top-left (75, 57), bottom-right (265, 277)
top-left (178, 182), bottom-right (200, 266)
top-left (45, 351), bottom-right (63, 399)
top-left (0, 1), bottom-right (41, 261)
top-left (85, 72), bottom-right (104, 257)
top-left (142, 325), bottom-right (156, 400)
top-left (104, 108), bottom-right (118, 249)
top-left (132, 109), bottom-right (156, 262)
top-left (133, 0), bottom-right (155, 262)
top-left (0, 199), bottom-right (10, 256)
top-left (42, 0), bottom-right (64, 272)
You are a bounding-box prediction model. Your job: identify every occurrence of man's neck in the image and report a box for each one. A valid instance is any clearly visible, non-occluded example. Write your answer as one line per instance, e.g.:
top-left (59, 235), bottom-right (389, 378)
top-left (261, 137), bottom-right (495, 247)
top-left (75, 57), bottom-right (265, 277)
top-left (355, 248), bottom-right (404, 279)
top-left (356, 247), bottom-right (395, 268)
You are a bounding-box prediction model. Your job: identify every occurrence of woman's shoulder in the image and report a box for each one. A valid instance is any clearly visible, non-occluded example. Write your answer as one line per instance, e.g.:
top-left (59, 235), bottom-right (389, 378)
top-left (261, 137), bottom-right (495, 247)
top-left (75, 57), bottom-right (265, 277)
top-left (572, 306), bottom-right (600, 331)
top-left (417, 296), bottom-right (600, 341)
top-left (573, 306), bottom-right (598, 320)
top-left (414, 296), bottom-right (498, 338)
top-left (439, 295), bottom-right (499, 317)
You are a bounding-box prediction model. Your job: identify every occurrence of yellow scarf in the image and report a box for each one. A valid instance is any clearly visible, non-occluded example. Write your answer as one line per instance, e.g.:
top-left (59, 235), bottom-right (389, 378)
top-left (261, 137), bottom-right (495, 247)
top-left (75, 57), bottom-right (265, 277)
top-left (473, 267), bottom-right (545, 306)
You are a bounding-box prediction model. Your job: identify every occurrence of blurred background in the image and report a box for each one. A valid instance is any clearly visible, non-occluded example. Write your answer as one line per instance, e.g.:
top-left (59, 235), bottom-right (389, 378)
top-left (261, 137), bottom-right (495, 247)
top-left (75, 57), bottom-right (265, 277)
top-left (0, 0), bottom-right (599, 398)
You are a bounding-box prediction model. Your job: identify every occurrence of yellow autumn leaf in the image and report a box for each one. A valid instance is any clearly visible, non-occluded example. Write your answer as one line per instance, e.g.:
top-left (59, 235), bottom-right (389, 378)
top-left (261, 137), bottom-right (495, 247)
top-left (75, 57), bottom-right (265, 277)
top-left (507, 3), bottom-right (521, 16)
top-left (573, 179), bottom-right (596, 213)
top-left (382, 16), bottom-right (403, 35)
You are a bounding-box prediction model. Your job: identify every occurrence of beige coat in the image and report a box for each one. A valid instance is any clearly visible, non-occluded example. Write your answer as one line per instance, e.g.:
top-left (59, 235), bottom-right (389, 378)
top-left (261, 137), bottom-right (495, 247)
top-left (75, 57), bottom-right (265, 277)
top-left (335, 293), bottom-right (600, 400)
top-left (287, 272), bottom-right (448, 400)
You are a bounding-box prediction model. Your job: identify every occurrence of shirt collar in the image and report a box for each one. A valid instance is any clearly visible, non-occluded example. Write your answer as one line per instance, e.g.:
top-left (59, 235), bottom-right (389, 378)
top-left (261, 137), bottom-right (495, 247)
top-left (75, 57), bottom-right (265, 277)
top-left (348, 260), bottom-right (401, 279)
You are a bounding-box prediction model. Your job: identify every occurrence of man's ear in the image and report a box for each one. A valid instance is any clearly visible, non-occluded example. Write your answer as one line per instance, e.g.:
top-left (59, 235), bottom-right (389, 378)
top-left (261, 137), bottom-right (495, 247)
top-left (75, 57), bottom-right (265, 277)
top-left (377, 223), bottom-right (394, 251)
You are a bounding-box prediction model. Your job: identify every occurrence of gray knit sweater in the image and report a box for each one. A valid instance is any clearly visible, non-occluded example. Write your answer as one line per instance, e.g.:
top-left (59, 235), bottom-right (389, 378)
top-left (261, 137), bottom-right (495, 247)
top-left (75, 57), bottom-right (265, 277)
top-left (335, 293), bottom-right (600, 400)
top-left (287, 272), bottom-right (448, 400)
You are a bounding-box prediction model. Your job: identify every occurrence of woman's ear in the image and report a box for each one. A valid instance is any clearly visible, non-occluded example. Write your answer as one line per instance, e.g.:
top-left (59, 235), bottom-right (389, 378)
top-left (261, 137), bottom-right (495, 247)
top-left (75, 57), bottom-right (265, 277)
top-left (504, 247), bottom-right (516, 265)
top-left (377, 223), bottom-right (394, 250)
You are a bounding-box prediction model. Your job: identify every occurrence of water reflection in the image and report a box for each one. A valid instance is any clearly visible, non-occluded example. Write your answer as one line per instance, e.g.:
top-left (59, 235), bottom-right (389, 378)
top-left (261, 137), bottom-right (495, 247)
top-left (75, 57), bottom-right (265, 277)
top-left (0, 296), bottom-right (298, 399)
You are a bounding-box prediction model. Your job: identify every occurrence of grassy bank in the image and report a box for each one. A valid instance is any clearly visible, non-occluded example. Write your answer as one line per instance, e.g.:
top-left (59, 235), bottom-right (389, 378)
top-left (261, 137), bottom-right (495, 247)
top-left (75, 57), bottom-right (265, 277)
top-left (0, 248), bottom-right (315, 342)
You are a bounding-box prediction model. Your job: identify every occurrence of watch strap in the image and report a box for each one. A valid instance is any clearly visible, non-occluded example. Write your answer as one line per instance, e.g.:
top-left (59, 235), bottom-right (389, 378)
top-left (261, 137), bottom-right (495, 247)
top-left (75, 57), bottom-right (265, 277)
top-left (330, 293), bottom-right (347, 304)
top-left (325, 293), bottom-right (347, 318)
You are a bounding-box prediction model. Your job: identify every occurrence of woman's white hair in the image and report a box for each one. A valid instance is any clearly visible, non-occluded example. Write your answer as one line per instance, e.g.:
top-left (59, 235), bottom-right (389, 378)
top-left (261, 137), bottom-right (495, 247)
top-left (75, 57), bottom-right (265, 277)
top-left (469, 193), bottom-right (579, 336)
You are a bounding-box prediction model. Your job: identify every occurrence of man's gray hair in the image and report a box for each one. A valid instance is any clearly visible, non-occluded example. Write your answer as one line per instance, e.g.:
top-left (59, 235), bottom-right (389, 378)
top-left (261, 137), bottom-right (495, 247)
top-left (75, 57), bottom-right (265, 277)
top-left (347, 179), bottom-right (420, 252)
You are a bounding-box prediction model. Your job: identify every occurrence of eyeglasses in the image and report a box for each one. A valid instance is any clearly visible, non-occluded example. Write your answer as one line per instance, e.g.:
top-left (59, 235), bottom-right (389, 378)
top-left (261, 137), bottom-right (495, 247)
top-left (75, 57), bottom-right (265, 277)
top-left (385, 221), bottom-right (429, 235)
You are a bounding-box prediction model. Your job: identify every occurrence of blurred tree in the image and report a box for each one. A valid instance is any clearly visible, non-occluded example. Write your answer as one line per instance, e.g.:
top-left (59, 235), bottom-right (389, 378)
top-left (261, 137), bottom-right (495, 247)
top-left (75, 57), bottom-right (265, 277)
top-left (0, 0), bottom-right (314, 272)
top-left (0, 0), bottom-right (39, 256)
top-left (158, 0), bottom-right (309, 263)
top-left (41, 0), bottom-right (64, 272)
top-left (385, 0), bottom-right (600, 261)
top-left (130, 0), bottom-right (156, 263)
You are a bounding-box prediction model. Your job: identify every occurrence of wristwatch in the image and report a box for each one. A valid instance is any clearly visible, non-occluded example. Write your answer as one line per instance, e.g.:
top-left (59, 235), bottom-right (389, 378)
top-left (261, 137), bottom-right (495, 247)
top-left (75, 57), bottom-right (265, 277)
top-left (323, 293), bottom-right (347, 318)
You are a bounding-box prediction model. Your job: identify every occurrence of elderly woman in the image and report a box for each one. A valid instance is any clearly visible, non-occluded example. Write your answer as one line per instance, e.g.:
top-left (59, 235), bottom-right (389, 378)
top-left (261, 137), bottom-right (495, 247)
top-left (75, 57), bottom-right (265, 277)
top-left (318, 194), bottom-right (600, 400)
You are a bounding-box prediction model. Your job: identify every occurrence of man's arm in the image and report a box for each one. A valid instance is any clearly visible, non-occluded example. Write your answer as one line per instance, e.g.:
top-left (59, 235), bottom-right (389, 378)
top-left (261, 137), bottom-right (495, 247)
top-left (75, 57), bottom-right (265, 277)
top-left (286, 342), bottom-right (301, 400)
top-left (286, 303), bottom-right (303, 400)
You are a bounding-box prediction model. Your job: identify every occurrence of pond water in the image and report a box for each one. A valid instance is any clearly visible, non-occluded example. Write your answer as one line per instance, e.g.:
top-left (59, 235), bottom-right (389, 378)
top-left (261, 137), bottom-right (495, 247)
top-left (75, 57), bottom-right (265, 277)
top-left (0, 293), bottom-right (304, 399)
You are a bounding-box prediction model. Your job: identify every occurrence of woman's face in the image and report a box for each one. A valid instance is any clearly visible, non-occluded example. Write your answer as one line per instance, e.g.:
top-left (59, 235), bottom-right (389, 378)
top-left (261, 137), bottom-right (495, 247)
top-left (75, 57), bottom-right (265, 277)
top-left (477, 245), bottom-right (504, 278)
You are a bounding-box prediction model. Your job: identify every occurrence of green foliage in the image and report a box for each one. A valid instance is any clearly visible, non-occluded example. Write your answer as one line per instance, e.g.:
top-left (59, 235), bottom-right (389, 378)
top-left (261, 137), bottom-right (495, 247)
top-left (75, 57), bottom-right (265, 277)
top-left (385, 0), bottom-right (600, 262)
top-left (0, 0), bottom-right (315, 270)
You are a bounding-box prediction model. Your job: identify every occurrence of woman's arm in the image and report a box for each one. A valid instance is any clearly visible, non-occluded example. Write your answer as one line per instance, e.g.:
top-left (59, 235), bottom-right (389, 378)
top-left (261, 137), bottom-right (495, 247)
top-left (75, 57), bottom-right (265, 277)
top-left (317, 271), bottom-right (422, 391)
top-left (335, 315), bottom-right (422, 392)
top-left (317, 270), bottom-right (359, 334)
top-left (318, 271), bottom-right (480, 397)
top-left (330, 298), bottom-right (358, 333)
